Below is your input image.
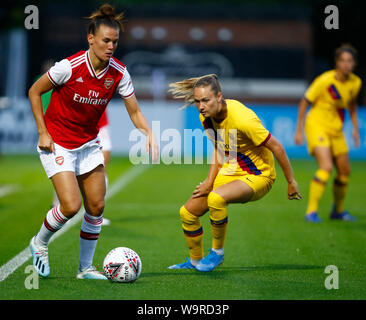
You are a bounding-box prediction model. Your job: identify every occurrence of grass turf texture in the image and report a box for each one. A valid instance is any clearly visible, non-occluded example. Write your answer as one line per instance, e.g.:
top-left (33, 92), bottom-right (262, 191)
top-left (0, 155), bottom-right (366, 300)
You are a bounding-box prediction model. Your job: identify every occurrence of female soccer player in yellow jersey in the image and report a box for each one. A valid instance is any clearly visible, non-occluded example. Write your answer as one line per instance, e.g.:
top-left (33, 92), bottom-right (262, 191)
top-left (168, 74), bottom-right (302, 272)
top-left (295, 44), bottom-right (362, 223)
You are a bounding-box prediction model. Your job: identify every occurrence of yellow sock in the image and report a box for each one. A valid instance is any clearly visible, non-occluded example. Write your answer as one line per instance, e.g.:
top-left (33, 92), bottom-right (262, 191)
top-left (306, 169), bottom-right (331, 214)
top-left (179, 206), bottom-right (203, 261)
top-left (207, 192), bottom-right (228, 250)
top-left (333, 175), bottom-right (348, 213)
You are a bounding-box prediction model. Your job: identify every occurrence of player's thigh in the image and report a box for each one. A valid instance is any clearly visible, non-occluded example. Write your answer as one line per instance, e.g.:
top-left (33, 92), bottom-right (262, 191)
top-left (331, 133), bottom-right (349, 175)
top-left (213, 179), bottom-right (254, 204)
top-left (213, 174), bottom-right (273, 203)
top-left (333, 153), bottom-right (351, 176)
top-left (305, 123), bottom-right (330, 156)
top-left (184, 196), bottom-right (209, 217)
top-left (51, 171), bottom-right (81, 217)
top-left (102, 150), bottom-right (111, 168)
top-left (37, 141), bottom-right (77, 179)
top-left (313, 146), bottom-right (333, 172)
top-left (77, 164), bottom-right (106, 215)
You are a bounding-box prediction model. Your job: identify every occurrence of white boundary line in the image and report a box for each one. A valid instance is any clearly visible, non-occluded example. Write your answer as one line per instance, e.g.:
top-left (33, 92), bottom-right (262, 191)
top-left (0, 185), bottom-right (20, 198)
top-left (0, 165), bottom-right (147, 282)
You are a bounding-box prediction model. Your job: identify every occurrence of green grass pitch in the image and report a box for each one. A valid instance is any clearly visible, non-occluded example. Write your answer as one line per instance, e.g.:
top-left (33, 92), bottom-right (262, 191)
top-left (0, 154), bottom-right (366, 300)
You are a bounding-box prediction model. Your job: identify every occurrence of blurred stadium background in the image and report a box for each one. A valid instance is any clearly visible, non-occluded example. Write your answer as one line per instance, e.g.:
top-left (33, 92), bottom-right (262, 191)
top-left (0, 0), bottom-right (365, 159)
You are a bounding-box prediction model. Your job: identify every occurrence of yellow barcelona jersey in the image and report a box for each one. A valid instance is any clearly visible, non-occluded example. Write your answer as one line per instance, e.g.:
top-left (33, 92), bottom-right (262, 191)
top-left (305, 69), bottom-right (362, 135)
top-left (199, 99), bottom-right (276, 180)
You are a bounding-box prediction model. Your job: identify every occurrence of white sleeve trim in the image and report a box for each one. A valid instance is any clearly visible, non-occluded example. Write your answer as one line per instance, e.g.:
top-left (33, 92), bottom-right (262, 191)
top-left (117, 68), bottom-right (135, 99)
top-left (47, 59), bottom-right (72, 86)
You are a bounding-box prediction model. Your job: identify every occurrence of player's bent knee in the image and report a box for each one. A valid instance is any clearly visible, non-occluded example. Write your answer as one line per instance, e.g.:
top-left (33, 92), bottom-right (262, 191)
top-left (207, 192), bottom-right (228, 223)
top-left (335, 174), bottom-right (349, 185)
top-left (60, 200), bottom-right (82, 217)
top-left (338, 166), bottom-right (351, 177)
top-left (207, 192), bottom-right (227, 210)
top-left (314, 168), bottom-right (331, 184)
top-left (320, 165), bottom-right (333, 173)
top-left (86, 200), bottom-right (105, 216)
top-left (207, 192), bottom-right (227, 219)
top-left (179, 206), bottom-right (199, 224)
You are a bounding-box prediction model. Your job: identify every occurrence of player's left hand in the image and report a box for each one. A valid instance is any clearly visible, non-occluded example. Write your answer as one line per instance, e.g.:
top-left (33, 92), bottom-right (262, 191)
top-left (288, 180), bottom-right (302, 200)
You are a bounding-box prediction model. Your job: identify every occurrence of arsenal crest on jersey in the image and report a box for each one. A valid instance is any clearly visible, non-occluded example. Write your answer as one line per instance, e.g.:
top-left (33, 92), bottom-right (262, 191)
top-left (104, 77), bottom-right (114, 89)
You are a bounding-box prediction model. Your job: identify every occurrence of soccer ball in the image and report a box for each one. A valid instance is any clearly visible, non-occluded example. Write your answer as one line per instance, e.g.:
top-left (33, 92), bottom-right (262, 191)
top-left (103, 247), bottom-right (142, 283)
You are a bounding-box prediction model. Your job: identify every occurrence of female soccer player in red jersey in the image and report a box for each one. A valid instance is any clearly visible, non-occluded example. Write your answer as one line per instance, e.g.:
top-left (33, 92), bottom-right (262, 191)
top-left (295, 44), bottom-right (362, 223)
top-left (28, 4), bottom-right (158, 279)
top-left (168, 74), bottom-right (302, 272)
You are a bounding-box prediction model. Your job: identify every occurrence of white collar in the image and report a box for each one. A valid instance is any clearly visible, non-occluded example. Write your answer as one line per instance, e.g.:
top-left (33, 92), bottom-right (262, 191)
top-left (85, 50), bottom-right (110, 79)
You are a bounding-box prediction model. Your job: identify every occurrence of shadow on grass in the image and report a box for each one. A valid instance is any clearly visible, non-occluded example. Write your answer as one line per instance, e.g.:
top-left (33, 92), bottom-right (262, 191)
top-left (221, 264), bottom-right (326, 272)
top-left (141, 264), bottom-right (326, 279)
top-left (103, 211), bottom-right (177, 224)
top-left (141, 270), bottom-right (203, 278)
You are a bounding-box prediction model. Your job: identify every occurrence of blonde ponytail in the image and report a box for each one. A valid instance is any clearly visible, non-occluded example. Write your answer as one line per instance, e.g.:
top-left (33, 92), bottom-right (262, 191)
top-left (169, 74), bottom-right (220, 109)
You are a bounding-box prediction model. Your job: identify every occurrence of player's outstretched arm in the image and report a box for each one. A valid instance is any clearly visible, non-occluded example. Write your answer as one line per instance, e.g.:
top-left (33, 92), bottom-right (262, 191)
top-left (124, 95), bottom-right (159, 162)
top-left (264, 135), bottom-right (302, 200)
top-left (28, 73), bottom-right (55, 153)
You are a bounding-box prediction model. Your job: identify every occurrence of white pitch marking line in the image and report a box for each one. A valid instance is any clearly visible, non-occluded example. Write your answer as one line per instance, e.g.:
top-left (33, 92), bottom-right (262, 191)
top-left (0, 185), bottom-right (19, 198)
top-left (0, 165), bottom-right (147, 282)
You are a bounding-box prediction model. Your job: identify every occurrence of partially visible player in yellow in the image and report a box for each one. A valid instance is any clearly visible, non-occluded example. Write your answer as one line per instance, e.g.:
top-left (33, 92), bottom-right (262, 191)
top-left (295, 44), bottom-right (362, 222)
top-left (168, 74), bottom-right (302, 272)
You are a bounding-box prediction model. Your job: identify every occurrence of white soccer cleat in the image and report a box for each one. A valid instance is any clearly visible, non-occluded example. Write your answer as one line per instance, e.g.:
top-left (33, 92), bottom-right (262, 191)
top-left (76, 266), bottom-right (108, 280)
top-left (29, 236), bottom-right (50, 277)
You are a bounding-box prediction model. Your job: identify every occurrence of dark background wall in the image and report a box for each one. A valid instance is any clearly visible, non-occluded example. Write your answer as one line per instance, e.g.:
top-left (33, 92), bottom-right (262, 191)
top-left (1, 0), bottom-right (365, 103)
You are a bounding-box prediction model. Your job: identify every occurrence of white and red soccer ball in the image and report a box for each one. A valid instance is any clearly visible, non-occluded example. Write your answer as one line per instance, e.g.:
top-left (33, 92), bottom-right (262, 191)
top-left (103, 247), bottom-right (142, 283)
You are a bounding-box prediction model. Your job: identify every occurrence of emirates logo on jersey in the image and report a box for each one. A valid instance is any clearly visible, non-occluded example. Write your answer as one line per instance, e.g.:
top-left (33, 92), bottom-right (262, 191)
top-left (55, 156), bottom-right (64, 166)
top-left (104, 78), bottom-right (114, 89)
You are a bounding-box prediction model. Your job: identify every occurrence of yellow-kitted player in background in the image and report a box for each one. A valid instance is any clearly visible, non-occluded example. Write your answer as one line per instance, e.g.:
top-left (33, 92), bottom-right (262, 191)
top-left (295, 44), bottom-right (362, 222)
top-left (168, 74), bottom-right (302, 272)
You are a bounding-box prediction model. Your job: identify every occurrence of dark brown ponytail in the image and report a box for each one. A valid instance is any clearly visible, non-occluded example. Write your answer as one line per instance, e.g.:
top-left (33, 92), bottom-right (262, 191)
top-left (87, 4), bottom-right (124, 35)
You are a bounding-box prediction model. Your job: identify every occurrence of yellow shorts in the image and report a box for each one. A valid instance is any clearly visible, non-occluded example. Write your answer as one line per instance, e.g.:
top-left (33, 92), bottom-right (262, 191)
top-left (213, 174), bottom-right (274, 202)
top-left (305, 122), bottom-right (348, 157)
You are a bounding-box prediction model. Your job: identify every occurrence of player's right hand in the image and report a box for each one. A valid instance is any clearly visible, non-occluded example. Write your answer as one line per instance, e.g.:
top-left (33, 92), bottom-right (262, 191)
top-left (287, 180), bottom-right (302, 200)
top-left (294, 130), bottom-right (303, 146)
top-left (192, 180), bottom-right (213, 198)
top-left (38, 132), bottom-right (55, 153)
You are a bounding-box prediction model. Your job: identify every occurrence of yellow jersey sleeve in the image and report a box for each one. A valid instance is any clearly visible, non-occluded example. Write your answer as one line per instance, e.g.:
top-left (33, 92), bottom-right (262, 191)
top-left (239, 114), bottom-right (271, 147)
top-left (304, 75), bottom-right (326, 103)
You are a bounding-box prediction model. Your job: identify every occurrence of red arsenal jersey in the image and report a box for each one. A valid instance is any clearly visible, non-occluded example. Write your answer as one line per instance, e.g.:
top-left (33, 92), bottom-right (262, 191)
top-left (97, 110), bottom-right (109, 130)
top-left (45, 50), bottom-right (134, 149)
